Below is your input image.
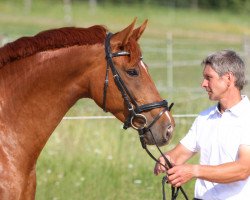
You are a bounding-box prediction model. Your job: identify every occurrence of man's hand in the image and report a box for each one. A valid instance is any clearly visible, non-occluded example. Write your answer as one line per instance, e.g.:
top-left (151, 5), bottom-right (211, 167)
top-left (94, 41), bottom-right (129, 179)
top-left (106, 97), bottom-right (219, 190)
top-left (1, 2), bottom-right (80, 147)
top-left (154, 143), bottom-right (195, 176)
top-left (167, 164), bottom-right (197, 187)
top-left (154, 154), bottom-right (172, 175)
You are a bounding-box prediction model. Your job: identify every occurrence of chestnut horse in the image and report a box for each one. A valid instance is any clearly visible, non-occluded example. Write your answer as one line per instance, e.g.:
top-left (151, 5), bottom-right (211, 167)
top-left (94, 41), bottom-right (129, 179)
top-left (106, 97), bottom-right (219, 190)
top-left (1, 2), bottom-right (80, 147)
top-left (0, 19), bottom-right (174, 199)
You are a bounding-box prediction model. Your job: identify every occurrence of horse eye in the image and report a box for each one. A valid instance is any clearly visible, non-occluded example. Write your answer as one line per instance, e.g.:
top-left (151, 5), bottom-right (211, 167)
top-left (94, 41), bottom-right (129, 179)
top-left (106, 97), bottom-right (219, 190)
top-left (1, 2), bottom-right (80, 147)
top-left (126, 69), bottom-right (139, 77)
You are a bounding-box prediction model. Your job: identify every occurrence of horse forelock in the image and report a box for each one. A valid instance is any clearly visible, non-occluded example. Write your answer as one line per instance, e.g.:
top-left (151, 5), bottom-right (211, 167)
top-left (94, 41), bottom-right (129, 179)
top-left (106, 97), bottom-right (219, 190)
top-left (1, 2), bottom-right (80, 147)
top-left (127, 38), bottom-right (142, 66)
top-left (0, 25), bottom-right (107, 68)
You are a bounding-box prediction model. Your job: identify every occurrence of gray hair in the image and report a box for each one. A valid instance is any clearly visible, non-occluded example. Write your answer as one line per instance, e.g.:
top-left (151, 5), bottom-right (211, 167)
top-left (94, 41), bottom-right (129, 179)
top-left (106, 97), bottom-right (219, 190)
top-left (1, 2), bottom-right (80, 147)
top-left (202, 50), bottom-right (246, 90)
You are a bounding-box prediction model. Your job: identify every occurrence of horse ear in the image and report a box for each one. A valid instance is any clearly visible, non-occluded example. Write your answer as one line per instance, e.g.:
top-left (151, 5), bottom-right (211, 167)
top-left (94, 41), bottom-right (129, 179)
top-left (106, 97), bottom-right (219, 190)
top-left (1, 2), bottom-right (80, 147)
top-left (131, 19), bottom-right (148, 41)
top-left (111, 18), bottom-right (137, 47)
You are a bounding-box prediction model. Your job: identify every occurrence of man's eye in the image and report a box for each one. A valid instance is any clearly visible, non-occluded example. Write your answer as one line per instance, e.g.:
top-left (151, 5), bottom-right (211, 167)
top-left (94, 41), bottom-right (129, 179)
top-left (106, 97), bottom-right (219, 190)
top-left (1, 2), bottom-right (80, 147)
top-left (126, 69), bottom-right (139, 77)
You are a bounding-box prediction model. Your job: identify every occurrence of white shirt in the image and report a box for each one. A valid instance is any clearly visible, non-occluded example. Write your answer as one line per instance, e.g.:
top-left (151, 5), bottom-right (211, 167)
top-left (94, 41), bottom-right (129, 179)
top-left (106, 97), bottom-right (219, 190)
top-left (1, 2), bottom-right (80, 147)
top-left (181, 96), bottom-right (250, 200)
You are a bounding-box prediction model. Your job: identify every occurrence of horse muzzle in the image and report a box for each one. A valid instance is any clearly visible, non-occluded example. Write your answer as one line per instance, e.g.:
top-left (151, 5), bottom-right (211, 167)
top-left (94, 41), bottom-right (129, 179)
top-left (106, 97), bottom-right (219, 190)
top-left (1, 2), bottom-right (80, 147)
top-left (131, 106), bottom-right (175, 147)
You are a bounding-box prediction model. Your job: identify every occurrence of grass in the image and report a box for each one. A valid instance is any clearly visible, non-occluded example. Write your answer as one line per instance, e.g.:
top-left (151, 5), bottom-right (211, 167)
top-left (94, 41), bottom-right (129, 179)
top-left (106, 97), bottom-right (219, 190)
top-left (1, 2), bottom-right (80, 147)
top-left (36, 114), bottom-right (197, 200)
top-left (1, 1), bottom-right (250, 199)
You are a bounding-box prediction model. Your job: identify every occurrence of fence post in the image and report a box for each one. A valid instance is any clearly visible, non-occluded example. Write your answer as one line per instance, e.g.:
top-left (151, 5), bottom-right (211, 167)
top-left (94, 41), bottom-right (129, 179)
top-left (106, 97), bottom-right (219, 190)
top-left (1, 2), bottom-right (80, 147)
top-left (89, 0), bottom-right (97, 13)
top-left (166, 32), bottom-right (173, 89)
top-left (24, 0), bottom-right (32, 14)
top-left (0, 36), bottom-right (9, 47)
top-left (63, 0), bottom-right (72, 25)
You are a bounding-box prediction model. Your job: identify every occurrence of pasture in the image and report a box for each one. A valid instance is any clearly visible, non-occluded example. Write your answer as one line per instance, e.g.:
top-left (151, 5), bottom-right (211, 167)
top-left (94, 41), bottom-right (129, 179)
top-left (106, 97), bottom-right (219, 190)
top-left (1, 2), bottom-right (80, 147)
top-left (1, 1), bottom-right (250, 199)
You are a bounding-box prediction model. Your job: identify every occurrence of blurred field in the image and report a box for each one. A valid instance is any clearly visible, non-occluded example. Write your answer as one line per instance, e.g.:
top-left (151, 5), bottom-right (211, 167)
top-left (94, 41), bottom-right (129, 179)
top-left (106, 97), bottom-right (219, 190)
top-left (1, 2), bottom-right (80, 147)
top-left (1, 1), bottom-right (250, 199)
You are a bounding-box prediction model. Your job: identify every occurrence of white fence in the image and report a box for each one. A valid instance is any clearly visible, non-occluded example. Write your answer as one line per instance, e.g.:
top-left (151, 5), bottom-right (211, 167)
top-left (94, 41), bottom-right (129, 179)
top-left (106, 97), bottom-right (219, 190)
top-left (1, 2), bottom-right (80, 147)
top-left (62, 114), bottom-right (198, 120)
top-left (165, 33), bottom-right (250, 89)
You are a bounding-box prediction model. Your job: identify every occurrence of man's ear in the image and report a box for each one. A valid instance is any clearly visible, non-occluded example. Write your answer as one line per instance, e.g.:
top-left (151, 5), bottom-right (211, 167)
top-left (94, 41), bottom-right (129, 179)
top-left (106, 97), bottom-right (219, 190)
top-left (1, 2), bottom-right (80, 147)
top-left (226, 72), bottom-right (235, 87)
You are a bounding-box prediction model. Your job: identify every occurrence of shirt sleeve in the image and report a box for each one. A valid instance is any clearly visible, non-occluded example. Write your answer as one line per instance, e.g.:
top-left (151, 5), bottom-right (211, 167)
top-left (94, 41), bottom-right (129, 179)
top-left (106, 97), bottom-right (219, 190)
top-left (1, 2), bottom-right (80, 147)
top-left (180, 117), bottom-right (199, 152)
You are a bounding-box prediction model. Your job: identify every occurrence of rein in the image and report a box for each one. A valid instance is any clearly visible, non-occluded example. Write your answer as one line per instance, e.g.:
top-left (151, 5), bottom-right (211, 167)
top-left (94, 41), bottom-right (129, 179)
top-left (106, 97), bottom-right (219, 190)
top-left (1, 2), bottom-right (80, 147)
top-left (138, 129), bottom-right (189, 200)
top-left (103, 32), bottom-right (189, 200)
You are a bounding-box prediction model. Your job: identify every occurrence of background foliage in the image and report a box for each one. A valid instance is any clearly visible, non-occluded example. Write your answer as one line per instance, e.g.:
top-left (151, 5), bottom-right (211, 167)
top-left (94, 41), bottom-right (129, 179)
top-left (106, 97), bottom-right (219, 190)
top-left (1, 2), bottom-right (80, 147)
top-left (0, 0), bottom-right (250, 199)
top-left (77, 0), bottom-right (250, 12)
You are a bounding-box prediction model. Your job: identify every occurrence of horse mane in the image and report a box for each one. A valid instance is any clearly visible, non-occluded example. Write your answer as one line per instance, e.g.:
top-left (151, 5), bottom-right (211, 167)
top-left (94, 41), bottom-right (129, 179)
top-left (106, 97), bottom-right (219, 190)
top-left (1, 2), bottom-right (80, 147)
top-left (0, 25), bottom-right (107, 68)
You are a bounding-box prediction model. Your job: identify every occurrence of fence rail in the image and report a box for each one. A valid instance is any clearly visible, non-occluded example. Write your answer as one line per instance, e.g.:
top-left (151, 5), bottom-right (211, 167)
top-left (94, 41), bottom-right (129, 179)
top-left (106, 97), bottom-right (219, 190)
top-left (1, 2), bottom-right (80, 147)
top-left (63, 114), bottom-right (198, 120)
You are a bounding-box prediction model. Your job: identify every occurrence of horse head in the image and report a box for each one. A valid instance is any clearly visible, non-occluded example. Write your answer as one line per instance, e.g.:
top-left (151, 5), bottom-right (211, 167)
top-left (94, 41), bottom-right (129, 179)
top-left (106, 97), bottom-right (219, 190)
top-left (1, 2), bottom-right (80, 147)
top-left (92, 19), bottom-right (175, 147)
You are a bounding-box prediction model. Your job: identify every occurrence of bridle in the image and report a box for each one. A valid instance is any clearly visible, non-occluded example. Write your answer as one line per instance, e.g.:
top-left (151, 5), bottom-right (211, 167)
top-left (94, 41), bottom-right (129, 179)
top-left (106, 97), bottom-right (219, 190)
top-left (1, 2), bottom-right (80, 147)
top-left (103, 32), bottom-right (189, 200)
top-left (103, 32), bottom-right (172, 132)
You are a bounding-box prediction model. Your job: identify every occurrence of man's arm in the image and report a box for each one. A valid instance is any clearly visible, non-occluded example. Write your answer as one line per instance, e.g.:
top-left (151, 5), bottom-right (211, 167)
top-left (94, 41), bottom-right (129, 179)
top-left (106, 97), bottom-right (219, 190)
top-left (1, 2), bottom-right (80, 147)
top-left (167, 145), bottom-right (250, 187)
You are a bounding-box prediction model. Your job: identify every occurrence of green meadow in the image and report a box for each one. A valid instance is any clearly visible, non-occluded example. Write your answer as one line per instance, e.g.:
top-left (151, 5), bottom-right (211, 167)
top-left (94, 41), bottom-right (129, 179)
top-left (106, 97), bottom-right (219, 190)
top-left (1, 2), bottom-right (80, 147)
top-left (1, 1), bottom-right (250, 199)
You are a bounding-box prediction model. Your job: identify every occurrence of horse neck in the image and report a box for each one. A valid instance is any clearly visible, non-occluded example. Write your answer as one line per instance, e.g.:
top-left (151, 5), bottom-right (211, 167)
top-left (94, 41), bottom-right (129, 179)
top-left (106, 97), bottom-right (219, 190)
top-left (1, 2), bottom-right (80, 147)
top-left (0, 44), bottom-right (104, 164)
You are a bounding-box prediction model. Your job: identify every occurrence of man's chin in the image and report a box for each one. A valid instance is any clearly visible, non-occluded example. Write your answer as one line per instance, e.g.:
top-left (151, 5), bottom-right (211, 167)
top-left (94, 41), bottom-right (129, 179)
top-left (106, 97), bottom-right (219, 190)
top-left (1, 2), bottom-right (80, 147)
top-left (208, 95), bottom-right (218, 101)
top-left (208, 93), bottom-right (216, 101)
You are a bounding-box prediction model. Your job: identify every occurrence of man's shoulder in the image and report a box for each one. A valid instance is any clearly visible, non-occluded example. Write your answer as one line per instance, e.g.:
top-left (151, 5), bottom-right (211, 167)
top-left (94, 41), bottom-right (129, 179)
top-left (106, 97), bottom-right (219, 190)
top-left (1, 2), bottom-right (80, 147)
top-left (239, 95), bottom-right (250, 116)
top-left (242, 95), bottom-right (250, 108)
top-left (198, 105), bottom-right (217, 118)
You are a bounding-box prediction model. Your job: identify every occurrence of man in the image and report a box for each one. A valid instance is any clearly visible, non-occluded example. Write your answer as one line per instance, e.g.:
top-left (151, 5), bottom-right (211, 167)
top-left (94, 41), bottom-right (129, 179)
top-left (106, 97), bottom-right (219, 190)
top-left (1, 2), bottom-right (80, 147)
top-left (154, 50), bottom-right (250, 199)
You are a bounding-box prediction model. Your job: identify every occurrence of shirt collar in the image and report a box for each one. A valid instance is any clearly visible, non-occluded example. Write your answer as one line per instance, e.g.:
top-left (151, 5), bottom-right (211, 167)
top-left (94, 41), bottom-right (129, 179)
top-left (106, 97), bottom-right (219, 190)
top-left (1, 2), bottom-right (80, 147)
top-left (204, 95), bottom-right (250, 119)
top-left (208, 95), bottom-right (249, 118)
top-left (214, 95), bottom-right (249, 117)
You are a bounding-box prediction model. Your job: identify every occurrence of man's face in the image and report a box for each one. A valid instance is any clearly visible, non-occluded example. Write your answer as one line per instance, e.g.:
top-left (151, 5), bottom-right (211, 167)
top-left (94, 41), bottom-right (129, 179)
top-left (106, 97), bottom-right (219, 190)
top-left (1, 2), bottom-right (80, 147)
top-left (201, 65), bottom-right (229, 101)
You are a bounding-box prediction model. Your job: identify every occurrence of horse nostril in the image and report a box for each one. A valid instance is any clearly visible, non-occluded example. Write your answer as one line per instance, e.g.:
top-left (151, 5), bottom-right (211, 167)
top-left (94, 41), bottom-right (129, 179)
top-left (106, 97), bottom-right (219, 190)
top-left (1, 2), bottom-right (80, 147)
top-left (164, 124), bottom-right (174, 144)
top-left (167, 124), bottom-right (173, 132)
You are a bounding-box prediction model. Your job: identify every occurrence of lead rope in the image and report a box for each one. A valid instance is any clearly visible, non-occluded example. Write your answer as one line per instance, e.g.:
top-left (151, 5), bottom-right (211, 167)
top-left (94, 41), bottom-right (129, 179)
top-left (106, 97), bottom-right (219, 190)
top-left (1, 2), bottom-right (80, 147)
top-left (139, 129), bottom-right (189, 200)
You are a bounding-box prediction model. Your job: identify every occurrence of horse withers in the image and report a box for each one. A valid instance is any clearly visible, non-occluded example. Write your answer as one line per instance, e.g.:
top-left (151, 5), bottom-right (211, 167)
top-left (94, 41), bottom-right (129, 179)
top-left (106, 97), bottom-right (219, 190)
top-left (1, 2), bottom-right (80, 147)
top-left (0, 19), bottom-right (174, 199)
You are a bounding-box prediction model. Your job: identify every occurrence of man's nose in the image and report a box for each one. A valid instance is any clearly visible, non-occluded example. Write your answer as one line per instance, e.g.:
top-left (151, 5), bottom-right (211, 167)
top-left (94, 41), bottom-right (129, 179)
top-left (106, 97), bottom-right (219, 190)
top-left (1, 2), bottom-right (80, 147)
top-left (201, 79), bottom-right (208, 88)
